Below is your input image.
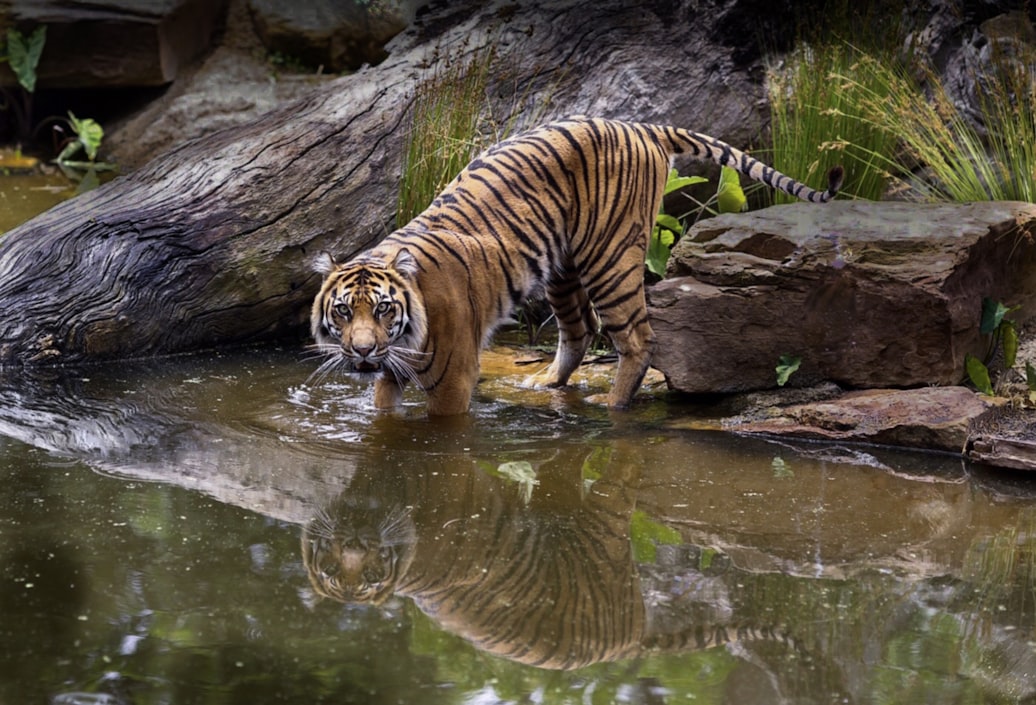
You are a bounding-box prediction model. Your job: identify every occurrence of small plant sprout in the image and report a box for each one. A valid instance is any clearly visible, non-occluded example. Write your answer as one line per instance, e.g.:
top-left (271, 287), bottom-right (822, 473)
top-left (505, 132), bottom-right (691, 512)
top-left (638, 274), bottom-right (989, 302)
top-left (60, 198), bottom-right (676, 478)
top-left (55, 112), bottom-right (103, 163)
top-left (776, 354), bottom-right (802, 387)
top-left (964, 297), bottom-right (1032, 397)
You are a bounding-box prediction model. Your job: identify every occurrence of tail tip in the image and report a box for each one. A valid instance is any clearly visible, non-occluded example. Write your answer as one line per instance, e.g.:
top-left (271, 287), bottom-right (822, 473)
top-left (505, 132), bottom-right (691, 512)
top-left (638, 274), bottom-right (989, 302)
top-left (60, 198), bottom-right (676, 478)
top-left (824, 165), bottom-right (845, 200)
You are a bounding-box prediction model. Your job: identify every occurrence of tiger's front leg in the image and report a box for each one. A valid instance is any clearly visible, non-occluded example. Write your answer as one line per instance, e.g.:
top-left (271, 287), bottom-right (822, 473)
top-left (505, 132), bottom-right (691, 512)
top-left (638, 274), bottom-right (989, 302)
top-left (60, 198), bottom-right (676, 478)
top-left (425, 364), bottom-right (480, 416)
top-left (373, 371), bottom-right (405, 410)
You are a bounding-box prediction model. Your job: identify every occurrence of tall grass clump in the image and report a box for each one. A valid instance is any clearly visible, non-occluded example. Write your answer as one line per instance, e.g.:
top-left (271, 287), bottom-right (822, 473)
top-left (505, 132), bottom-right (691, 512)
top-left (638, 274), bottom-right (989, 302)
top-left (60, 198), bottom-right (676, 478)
top-left (396, 47), bottom-right (495, 226)
top-left (766, 43), bottom-right (898, 203)
top-left (843, 50), bottom-right (1036, 203)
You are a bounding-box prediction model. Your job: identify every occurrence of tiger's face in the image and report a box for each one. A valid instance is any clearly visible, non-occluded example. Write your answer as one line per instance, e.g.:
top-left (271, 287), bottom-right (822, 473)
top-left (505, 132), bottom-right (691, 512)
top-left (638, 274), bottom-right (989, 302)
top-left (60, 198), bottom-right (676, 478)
top-left (302, 500), bottom-right (416, 604)
top-left (310, 248), bottom-right (427, 384)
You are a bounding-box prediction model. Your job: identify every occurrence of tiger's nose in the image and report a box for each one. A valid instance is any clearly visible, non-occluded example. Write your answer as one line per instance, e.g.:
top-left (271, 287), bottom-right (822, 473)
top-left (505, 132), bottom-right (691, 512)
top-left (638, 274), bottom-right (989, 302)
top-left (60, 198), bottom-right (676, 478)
top-left (353, 345), bottom-right (374, 358)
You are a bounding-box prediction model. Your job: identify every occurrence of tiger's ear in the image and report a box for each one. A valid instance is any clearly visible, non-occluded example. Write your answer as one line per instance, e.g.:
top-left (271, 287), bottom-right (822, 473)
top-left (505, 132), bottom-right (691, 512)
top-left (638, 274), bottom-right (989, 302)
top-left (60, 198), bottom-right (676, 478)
top-left (314, 251), bottom-right (339, 275)
top-left (391, 248), bottom-right (419, 279)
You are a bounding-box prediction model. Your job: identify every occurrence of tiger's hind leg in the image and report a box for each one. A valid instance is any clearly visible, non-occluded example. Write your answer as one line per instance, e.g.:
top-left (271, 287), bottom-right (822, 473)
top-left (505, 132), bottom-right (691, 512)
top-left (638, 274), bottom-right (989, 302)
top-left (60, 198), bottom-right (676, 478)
top-left (525, 267), bottom-right (597, 388)
top-left (587, 259), bottom-right (656, 409)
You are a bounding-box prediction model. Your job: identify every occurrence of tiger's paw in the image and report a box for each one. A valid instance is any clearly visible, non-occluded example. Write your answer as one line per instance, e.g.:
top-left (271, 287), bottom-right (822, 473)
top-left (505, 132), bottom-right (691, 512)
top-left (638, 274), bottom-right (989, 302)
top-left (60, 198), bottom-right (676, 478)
top-left (521, 365), bottom-right (564, 390)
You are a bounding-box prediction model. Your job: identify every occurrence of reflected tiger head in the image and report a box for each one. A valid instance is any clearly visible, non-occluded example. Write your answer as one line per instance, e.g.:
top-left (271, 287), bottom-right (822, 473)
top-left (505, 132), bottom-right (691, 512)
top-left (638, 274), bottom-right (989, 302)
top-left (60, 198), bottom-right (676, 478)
top-left (309, 248), bottom-right (428, 386)
top-left (301, 497), bottom-right (417, 604)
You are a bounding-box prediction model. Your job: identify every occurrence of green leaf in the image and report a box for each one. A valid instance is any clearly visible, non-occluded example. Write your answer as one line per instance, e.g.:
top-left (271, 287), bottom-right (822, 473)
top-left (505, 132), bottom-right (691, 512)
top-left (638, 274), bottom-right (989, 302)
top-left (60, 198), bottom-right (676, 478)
top-left (698, 547), bottom-right (718, 571)
top-left (662, 167), bottom-right (708, 195)
top-left (580, 446), bottom-right (611, 482)
top-left (965, 353), bottom-right (994, 395)
top-left (655, 213), bottom-right (682, 235)
top-left (716, 166), bottom-right (748, 213)
top-left (7, 26), bottom-right (46, 94)
top-left (630, 509), bottom-right (681, 563)
top-left (775, 354), bottom-right (801, 387)
top-left (1025, 361), bottom-right (1036, 392)
top-left (486, 460), bottom-right (538, 504)
top-left (979, 297), bottom-right (1011, 335)
top-left (646, 226), bottom-right (675, 276)
top-left (771, 456), bottom-right (794, 478)
top-left (1002, 320), bottom-right (1018, 369)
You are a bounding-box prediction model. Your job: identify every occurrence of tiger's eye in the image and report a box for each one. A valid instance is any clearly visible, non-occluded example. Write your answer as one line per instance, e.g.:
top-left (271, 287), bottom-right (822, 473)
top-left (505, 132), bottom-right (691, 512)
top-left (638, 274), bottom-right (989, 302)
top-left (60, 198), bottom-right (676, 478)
top-left (374, 301), bottom-right (391, 317)
top-left (334, 303), bottom-right (351, 318)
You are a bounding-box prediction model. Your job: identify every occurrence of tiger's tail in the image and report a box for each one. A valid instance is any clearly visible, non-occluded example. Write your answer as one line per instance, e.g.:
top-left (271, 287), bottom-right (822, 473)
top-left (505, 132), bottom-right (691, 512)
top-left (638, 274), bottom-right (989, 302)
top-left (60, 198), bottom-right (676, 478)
top-left (658, 125), bottom-right (844, 203)
top-left (643, 621), bottom-right (802, 655)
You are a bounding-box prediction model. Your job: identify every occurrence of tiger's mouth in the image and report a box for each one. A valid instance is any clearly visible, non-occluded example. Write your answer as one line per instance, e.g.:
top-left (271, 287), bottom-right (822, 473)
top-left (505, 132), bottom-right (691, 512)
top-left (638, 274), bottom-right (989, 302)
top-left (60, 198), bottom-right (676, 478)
top-left (352, 361), bottom-right (380, 373)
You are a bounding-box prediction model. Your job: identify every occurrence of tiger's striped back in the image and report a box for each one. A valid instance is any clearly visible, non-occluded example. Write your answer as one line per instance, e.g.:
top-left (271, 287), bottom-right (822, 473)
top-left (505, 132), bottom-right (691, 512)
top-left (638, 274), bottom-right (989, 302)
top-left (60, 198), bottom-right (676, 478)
top-left (310, 117), bottom-right (840, 414)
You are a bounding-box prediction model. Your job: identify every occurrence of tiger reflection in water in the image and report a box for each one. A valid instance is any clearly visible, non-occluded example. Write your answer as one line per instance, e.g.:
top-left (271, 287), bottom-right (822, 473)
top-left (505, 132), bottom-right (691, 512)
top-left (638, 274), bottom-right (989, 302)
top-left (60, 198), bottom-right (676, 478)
top-left (301, 445), bottom-right (780, 671)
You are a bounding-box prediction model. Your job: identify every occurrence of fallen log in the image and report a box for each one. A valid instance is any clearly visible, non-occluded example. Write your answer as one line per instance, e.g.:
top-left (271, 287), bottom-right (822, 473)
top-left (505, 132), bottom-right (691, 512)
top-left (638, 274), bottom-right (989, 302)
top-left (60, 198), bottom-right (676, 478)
top-left (0, 0), bottom-right (768, 366)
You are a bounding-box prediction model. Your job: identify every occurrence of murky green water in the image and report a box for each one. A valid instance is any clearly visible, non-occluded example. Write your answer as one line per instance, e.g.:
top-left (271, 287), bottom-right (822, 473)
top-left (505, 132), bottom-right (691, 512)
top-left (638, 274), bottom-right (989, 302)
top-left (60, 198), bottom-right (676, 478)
top-left (2, 346), bottom-right (1035, 704)
top-left (0, 171), bottom-right (80, 235)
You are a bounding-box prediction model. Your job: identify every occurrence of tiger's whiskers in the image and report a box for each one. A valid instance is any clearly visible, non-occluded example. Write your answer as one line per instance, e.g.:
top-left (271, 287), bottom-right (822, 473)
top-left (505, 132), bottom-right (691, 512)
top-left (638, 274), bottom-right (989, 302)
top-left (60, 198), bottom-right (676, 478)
top-left (305, 509), bottom-right (339, 540)
top-left (378, 505), bottom-right (417, 547)
top-left (303, 342), bottom-right (429, 389)
top-left (383, 345), bottom-right (429, 388)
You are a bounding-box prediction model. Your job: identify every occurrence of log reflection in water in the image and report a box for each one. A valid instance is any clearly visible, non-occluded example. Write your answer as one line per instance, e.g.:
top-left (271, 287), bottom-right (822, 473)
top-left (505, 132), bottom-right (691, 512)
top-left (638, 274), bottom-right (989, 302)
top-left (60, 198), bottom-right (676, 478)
top-left (0, 362), bottom-right (355, 523)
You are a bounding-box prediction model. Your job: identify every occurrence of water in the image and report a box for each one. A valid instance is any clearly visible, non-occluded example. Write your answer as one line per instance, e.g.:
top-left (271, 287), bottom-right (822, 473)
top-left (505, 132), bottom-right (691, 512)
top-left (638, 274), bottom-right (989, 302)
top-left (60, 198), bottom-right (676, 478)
top-left (1, 345), bottom-right (1035, 704)
top-left (0, 171), bottom-right (81, 235)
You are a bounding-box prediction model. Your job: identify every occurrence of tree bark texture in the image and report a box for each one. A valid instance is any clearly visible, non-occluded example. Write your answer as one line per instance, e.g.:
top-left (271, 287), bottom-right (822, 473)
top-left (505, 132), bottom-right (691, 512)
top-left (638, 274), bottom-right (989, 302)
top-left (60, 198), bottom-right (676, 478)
top-left (0, 0), bottom-right (769, 366)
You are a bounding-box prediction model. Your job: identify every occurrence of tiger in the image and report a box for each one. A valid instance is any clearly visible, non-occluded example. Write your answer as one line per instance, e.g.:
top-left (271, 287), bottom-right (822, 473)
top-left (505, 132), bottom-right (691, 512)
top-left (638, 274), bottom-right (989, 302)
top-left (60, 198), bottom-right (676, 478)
top-left (301, 446), bottom-right (803, 671)
top-left (310, 116), bottom-right (843, 415)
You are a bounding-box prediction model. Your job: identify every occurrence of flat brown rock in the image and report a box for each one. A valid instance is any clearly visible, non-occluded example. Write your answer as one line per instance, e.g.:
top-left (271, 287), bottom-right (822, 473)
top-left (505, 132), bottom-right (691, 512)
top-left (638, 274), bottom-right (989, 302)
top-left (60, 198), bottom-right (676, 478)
top-left (721, 386), bottom-right (994, 453)
top-left (969, 437), bottom-right (1036, 471)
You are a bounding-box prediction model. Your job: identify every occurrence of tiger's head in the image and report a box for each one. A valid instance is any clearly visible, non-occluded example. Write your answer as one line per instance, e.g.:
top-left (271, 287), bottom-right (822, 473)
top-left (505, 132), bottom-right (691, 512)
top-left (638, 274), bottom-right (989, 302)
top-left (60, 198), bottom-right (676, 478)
top-left (310, 248), bottom-right (427, 384)
top-left (301, 497), bottom-right (417, 604)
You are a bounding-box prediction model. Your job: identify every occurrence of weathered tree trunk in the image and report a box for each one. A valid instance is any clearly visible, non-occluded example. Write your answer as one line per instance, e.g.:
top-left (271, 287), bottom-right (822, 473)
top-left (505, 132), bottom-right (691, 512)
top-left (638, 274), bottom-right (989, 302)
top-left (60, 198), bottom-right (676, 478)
top-left (0, 0), bottom-right (770, 366)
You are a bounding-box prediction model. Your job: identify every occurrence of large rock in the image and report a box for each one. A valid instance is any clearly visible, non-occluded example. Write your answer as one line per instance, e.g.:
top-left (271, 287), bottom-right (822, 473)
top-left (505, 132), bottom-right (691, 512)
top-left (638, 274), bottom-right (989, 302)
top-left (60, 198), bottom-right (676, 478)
top-left (104, 0), bottom-right (333, 170)
top-left (0, 0), bottom-right (229, 87)
top-left (648, 200), bottom-right (1036, 394)
top-left (247, 0), bottom-right (422, 72)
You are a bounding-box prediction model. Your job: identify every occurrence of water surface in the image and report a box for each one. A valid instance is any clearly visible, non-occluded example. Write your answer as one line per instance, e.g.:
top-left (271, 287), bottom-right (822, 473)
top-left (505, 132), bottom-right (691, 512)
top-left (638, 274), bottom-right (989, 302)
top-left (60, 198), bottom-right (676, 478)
top-left (1, 346), bottom-right (1035, 704)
